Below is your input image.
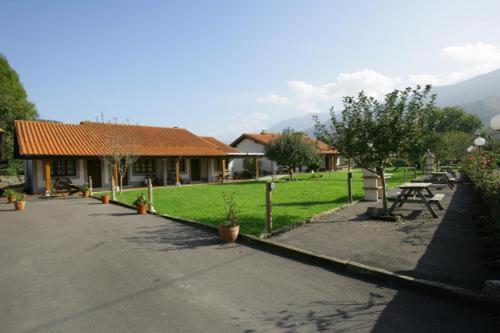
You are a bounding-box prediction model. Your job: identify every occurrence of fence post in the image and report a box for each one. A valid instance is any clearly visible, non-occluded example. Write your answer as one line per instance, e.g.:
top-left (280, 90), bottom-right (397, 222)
top-left (347, 157), bottom-right (353, 203)
top-left (88, 176), bottom-right (93, 196)
top-left (266, 182), bottom-right (273, 234)
top-left (147, 178), bottom-right (156, 213)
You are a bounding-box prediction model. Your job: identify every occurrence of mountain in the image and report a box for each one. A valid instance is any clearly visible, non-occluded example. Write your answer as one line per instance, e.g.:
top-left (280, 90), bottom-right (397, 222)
top-left (266, 69), bottom-right (500, 133)
top-left (458, 96), bottom-right (500, 127)
top-left (266, 113), bottom-right (330, 136)
top-left (433, 69), bottom-right (500, 107)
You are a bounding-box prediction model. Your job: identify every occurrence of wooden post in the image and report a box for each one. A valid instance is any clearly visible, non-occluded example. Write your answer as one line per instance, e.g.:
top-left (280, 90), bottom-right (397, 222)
top-left (266, 182), bottom-right (273, 234)
top-left (221, 158), bottom-right (226, 183)
top-left (44, 160), bottom-right (51, 196)
top-left (175, 158), bottom-right (181, 186)
top-left (88, 176), bottom-right (93, 196)
top-left (347, 157), bottom-right (353, 203)
top-left (113, 161), bottom-right (119, 191)
top-left (111, 175), bottom-right (116, 201)
top-left (147, 178), bottom-right (156, 213)
top-left (254, 156), bottom-right (260, 180)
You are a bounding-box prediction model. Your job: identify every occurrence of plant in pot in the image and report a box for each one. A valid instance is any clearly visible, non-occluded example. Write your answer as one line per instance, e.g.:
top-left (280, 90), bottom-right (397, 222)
top-left (4, 189), bottom-right (16, 203)
top-left (132, 193), bottom-right (148, 214)
top-left (14, 192), bottom-right (26, 210)
top-left (81, 184), bottom-right (90, 198)
top-left (101, 193), bottom-right (110, 204)
top-left (219, 192), bottom-right (239, 243)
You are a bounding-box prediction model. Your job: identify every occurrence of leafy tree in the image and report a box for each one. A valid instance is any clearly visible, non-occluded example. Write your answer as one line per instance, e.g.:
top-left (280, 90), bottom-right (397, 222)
top-left (315, 86), bottom-right (435, 215)
top-left (306, 153), bottom-right (324, 171)
top-left (264, 128), bottom-right (320, 180)
top-left (423, 131), bottom-right (473, 165)
top-left (431, 106), bottom-right (482, 134)
top-left (0, 54), bottom-right (38, 175)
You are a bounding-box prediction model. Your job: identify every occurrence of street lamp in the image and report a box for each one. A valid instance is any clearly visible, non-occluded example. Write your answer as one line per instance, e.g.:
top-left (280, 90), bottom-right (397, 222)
top-left (474, 137), bottom-right (486, 153)
top-left (491, 114), bottom-right (500, 131)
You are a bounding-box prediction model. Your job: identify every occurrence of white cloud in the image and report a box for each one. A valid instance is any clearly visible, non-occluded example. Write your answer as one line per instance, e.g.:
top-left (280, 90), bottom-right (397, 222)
top-left (258, 69), bottom-right (399, 113)
top-left (411, 42), bottom-right (500, 85)
top-left (257, 94), bottom-right (289, 105)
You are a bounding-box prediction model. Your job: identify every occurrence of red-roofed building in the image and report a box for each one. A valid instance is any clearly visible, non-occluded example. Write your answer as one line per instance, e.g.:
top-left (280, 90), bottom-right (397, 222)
top-left (15, 120), bottom-right (243, 194)
top-left (230, 131), bottom-right (340, 175)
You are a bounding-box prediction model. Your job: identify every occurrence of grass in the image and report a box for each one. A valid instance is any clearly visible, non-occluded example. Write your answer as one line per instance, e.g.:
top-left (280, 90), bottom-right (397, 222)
top-left (101, 167), bottom-right (413, 236)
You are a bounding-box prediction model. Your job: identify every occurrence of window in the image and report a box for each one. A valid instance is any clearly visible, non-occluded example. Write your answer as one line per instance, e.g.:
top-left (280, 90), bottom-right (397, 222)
top-left (167, 159), bottom-right (185, 172)
top-left (51, 159), bottom-right (76, 176)
top-left (214, 159), bottom-right (221, 171)
top-left (133, 159), bottom-right (155, 174)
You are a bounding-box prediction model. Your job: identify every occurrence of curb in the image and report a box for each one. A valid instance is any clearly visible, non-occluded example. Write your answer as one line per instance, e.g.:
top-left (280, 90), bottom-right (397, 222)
top-left (94, 196), bottom-right (500, 309)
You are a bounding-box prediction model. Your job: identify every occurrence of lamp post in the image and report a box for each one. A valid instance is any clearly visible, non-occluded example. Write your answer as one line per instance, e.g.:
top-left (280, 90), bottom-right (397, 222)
top-left (491, 114), bottom-right (500, 131)
top-left (474, 137), bottom-right (486, 154)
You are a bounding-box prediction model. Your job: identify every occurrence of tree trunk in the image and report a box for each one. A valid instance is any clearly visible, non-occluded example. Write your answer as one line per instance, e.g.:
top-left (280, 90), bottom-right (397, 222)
top-left (379, 167), bottom-right (388, 216)
top-left (289, 167), bottom-right (294, 181)
top-left (119, 176), bottom-right (123, 194)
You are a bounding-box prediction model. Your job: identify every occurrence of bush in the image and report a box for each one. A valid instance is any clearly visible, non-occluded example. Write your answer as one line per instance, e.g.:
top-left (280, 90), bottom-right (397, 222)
top-left (132, 193), bottom-right (148, 206)
top-left (221, 192), bottom-right (239, 228)
top-left (15, 192), bottom-right (25, 201)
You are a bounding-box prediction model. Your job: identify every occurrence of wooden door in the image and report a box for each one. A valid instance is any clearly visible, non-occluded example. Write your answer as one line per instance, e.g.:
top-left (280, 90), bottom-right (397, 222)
top-left (190, 159), bottom-right (200, 181)
top-left (86, 160), bottom-right (102, 187)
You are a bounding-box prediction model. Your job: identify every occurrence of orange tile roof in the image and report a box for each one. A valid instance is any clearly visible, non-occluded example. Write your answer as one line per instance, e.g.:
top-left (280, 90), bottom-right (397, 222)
top-left (230, 131), bottom-right (339, 155)
top-left (201, 136), bottom-right (240, 154)
top-left (15, 120), bottom-right (231, 157)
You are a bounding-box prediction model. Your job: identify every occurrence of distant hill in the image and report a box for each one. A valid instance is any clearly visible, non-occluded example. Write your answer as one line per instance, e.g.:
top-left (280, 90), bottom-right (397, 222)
top-left (458, 96), bottom-right (500, 127)
top-left (433, 69), bottom-right (500, 107)
top-left (266, 68), bottom-right (500, 133)
top-left (267, 113), bottom-right (330, 136)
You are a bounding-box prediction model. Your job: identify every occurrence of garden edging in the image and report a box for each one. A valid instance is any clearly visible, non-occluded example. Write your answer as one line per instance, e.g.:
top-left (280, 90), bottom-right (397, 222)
top-left (94, 196), bottom-right (500, 310)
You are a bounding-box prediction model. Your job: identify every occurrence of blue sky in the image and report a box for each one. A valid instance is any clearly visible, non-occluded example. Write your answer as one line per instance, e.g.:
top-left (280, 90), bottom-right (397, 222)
top-left (2, 0), bottom-right (500, 140)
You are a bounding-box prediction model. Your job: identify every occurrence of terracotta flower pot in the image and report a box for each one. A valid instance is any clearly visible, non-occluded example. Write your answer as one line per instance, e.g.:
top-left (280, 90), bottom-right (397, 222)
top-left (15, 200), bottom-right (26, 211)
top-left (101, 195), bottom-right (110, 204)
top-left (82, 191), bottom-right (90, 198)
top-left (7, 195), bottom-right (16, 203)
top-left (136, 204), bottom-right (147, 214)
top-left (218, 225), bottom-right (240, 243)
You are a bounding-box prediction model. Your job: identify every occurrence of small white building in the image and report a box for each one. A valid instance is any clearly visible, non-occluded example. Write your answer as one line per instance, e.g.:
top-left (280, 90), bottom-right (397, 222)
top-left (229, 131), bottom-right (340, 176)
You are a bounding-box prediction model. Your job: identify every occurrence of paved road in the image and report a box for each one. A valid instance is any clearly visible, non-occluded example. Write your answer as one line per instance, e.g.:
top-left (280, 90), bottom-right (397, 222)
top-left (0, 198), bottom-right (498, 332)
top-left (274, 184), bottom-right (494, 291)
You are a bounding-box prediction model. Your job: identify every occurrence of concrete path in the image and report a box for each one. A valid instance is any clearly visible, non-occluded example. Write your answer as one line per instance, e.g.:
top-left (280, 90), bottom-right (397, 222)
top-left (0, 197), bottom-right (498, 332)
top-left (273, 183), bottom-right (496, 292)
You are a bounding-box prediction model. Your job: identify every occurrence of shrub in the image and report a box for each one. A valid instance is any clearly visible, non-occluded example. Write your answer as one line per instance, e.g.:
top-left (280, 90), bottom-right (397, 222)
top-left (132, 193), bottom-right (148, 206)
top-left (221, 192), bottom-right (239, 228)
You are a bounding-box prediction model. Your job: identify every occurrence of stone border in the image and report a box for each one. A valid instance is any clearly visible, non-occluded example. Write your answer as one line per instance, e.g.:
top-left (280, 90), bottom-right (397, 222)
top-left (93, 196), bottom-right (500, 309)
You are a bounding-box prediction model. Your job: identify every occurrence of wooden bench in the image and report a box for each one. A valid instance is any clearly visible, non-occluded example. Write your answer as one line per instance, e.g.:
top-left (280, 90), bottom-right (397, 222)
top-left (429, 193), bottom-right (445, 210)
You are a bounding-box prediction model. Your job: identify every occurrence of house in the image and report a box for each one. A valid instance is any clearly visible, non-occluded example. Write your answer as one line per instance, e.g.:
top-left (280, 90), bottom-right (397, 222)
top-left (14, 120), bottom-right (246, 194)
top-left (229, 131), bottom-right (340, 175)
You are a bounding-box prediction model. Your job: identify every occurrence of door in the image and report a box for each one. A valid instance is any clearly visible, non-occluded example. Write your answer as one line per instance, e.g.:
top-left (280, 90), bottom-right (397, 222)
top-left (86, 160), bottom-right (102, 187)
top-left (190, 159), bottom-right (200, 181)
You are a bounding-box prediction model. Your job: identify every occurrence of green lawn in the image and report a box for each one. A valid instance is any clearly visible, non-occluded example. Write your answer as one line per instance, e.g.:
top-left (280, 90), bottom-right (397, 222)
top-left (104, 167), bottom-right (412, 236)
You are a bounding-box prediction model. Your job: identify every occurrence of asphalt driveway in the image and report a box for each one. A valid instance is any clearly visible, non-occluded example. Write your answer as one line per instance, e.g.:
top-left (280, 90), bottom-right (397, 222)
top-left (0, 197), bottom-right (498, 332)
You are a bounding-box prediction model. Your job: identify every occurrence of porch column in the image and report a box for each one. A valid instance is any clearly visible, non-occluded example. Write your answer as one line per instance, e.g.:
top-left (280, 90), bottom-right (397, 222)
top-left (221, 158), bottom-right (226, 183)
top-left (43, 160), bottom-right (51, 196)
top-left (175, 158), bottom-right (181, 186)
top-left (163, 159), bottom-right (168, 186)
top-left (113, 161), bottom-right (119, 190)
top-left (254, 156), bottom-right (260, 180)
top-left (330, 155), bottom-right (334, 171)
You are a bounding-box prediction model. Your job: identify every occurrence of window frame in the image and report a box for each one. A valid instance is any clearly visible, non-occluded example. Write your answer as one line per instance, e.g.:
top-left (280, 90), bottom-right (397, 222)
top-left (50, 159), bottom-right (76, 177)
top-left (133, 159), bottom-right (155, 174)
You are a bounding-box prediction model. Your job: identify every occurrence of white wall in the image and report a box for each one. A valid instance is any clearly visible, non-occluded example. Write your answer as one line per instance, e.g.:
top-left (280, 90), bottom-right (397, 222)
top-left (232, 138), bottom-right (275, 174)
top-left (31, 159), bottom-right (86, 194)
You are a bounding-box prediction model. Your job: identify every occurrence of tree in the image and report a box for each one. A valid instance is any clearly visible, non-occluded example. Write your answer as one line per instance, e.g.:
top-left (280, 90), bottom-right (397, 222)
top-left (0, 54), bottom-right (38, 175)
top-left (431, 106), bottom-right (482, 134)
top-left (99, 124), bottom-right (139, 195)
top-left (315, 86), bottom-right (435, 215)
top-left (264, 128), bottom-right (320, 180)
top-left (423, 131), bottom-right (473, 165)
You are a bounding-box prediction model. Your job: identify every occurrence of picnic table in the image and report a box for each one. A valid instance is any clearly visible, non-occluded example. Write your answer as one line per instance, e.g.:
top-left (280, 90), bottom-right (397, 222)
top-left (431, 171), bottom-right (455, 189)
top-left (389, 182), bottom-right (445, 218)
top-left (440, 166), bottom-right (457, 177)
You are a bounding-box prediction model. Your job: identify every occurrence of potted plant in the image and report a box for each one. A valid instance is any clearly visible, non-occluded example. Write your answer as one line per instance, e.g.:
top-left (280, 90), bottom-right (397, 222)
top-left (132, 193), bottom-right (148, 214)
top-left (81, 184), bottom-right (90, 198)
top-left (4, 189), bottom-right (16, 203)
top-left (101, 193), bottom-right (110, 204)
top-left (14, 192), bottom-right (26, 210)
top-left (219, 192), bottom-right (239, 243)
